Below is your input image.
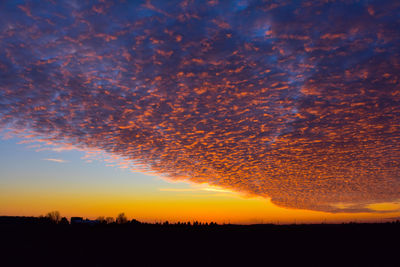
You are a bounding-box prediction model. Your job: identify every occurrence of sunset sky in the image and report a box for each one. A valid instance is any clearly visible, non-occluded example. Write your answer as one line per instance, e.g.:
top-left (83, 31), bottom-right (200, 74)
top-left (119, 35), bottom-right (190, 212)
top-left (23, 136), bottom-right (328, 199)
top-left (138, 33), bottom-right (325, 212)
top-left (1, 0), bottom-right (400, 224)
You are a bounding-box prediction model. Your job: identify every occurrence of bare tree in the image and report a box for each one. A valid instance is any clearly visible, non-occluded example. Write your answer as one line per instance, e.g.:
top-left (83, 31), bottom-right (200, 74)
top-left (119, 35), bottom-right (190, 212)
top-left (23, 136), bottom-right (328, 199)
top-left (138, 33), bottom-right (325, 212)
top-left (96, 216), bottom-right (106, 224)
top-left (116, 213), bottom-right (128, 224)
top-left (46, 211), bottom-right (61, 223)
top-left (105, 217), bottom-right (115, 224)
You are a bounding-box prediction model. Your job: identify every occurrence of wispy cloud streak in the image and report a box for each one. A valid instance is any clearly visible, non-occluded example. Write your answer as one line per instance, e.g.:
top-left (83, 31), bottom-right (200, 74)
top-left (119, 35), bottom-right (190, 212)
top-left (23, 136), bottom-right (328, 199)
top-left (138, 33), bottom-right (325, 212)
top-left (0, 0), bottom-right (399, 212)
top-left (43, 158), bottom-right (67, 163)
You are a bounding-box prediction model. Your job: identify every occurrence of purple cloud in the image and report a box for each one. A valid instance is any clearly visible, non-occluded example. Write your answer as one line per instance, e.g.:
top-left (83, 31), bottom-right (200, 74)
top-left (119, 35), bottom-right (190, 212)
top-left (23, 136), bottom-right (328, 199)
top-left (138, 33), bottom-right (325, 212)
top-left (0, 0), bottom-right (399, 212)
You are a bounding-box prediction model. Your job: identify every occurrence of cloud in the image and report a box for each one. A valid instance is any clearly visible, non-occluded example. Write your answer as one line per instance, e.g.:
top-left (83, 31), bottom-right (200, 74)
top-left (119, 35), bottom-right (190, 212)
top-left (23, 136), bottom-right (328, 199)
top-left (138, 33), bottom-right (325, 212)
top-left (0, 0), bottom-right (399, 212)
top-left (43, 158), bottom-right (68, 163)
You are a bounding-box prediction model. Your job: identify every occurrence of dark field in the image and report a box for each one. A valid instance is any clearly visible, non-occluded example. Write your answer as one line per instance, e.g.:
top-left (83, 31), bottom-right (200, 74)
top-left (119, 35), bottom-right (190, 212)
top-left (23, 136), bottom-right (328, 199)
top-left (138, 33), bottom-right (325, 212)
top-left (1, 217), bottom-right (399, 266)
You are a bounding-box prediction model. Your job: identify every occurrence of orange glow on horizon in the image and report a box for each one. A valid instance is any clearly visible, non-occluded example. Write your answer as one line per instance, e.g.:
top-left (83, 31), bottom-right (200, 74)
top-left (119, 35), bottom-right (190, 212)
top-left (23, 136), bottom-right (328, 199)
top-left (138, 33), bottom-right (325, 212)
top-left (1, 185), bottom-right (399, 224)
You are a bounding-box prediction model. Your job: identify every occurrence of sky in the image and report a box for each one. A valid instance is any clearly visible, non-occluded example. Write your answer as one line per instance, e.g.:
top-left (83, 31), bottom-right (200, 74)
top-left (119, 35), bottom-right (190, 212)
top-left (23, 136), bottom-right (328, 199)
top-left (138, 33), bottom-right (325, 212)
top-left (0, 0), bottom-right (400, 224)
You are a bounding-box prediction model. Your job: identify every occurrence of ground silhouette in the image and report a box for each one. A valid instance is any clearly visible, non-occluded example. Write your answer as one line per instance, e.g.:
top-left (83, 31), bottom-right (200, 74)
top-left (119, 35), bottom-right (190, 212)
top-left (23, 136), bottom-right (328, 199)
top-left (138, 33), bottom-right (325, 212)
top-left (1, 216), bottom-right (399, 266)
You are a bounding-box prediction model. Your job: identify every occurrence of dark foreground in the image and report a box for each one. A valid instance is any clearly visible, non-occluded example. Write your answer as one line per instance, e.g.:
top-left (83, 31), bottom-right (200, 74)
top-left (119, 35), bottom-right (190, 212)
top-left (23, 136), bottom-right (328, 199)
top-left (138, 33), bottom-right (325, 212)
top-left (1, 218), bottom-right (399, 266)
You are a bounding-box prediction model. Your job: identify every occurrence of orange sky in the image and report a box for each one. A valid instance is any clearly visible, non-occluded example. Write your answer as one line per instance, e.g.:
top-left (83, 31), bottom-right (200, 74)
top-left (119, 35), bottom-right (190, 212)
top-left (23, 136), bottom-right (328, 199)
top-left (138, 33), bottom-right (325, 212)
top-left (1, 138), bottom-right (399, 224)
top-left (1, 169), bottom-right (399, 224)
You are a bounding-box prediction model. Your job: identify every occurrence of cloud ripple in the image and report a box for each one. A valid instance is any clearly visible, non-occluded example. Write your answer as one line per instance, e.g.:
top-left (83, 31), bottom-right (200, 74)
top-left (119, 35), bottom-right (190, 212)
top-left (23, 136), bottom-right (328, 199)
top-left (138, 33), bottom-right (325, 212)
top-left (0, 0), bottom-right (400, 212)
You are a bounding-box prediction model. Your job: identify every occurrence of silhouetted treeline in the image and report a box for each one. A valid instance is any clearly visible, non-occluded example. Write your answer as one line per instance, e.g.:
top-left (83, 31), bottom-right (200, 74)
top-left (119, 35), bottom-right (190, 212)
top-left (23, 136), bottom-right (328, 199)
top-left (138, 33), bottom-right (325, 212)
top-left (1, 215), bottom-right (399, 266)
top-left (0, 214), bottom-right (220, 227)
top-left (2, 214), bottom-right (399, 228)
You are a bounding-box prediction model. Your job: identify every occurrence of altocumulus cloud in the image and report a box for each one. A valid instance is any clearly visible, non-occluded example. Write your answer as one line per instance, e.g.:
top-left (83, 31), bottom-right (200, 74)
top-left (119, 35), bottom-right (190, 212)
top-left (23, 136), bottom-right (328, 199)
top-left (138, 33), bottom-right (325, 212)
top-left (0, 0), bottom-right (399, 212)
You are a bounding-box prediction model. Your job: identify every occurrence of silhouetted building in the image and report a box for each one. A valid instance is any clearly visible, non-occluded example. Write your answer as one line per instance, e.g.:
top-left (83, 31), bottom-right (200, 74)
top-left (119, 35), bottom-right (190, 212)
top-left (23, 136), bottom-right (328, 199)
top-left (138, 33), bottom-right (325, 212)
top-left (83, 219), bottom-right (99, 225)
top-left (71, 217), bottom-right (100, 225)
top-left (71, 217), bottom-right (83, 224)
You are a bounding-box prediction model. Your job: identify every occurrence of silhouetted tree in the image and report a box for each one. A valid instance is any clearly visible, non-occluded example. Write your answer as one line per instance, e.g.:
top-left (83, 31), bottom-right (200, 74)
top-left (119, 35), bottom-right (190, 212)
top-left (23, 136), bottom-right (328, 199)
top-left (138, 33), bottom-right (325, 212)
top-left (59, 217), bottom-right (69, 225)
top-left (130, 218), bottom-right (141, 225)
top-left (116, 213), bottom-right (128, 224)
top-left (96, 216), bottom-right (106, 224)
top-left (105, 217), bottom-right (114, 224)
top-left (46, 211), bottom-right (61, 223)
